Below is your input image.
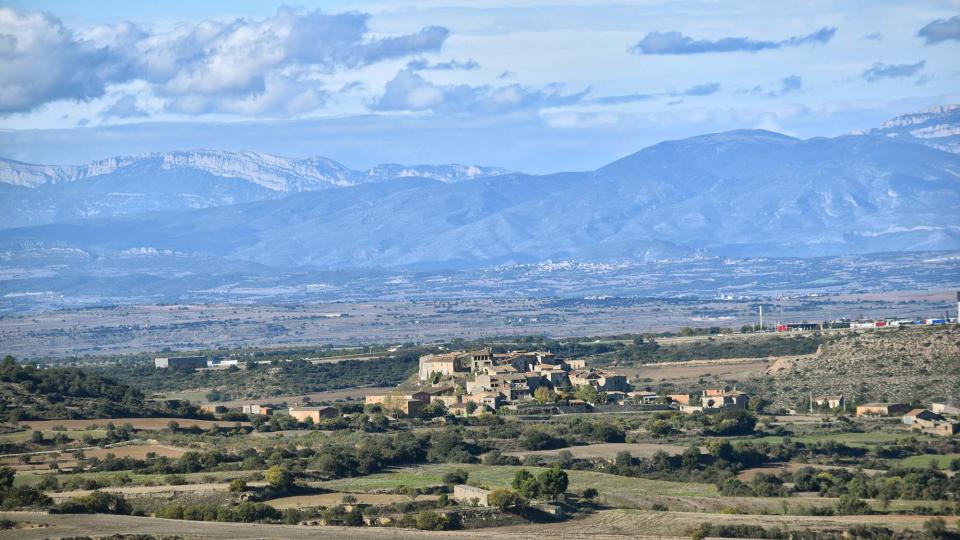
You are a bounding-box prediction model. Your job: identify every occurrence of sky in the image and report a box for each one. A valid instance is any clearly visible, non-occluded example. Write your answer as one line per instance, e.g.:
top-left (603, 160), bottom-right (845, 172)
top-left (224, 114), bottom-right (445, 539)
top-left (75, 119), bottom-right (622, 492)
top-left (0, 0), bottom-right (958, 172)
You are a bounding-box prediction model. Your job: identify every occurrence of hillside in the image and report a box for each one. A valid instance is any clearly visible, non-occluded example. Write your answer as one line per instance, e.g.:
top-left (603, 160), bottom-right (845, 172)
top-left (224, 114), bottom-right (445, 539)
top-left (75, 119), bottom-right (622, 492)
top-left (0, 357), bottom-right (199, 420)
top-left (759, 326), bottom-right (960, 410)
top-left (2, 128), bottom-right (958, 271)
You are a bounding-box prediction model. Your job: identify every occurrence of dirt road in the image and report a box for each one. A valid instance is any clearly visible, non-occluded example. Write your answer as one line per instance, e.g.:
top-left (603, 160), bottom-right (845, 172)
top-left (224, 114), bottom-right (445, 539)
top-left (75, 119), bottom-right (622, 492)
top-left (0, 508), bottom-right (944, 539)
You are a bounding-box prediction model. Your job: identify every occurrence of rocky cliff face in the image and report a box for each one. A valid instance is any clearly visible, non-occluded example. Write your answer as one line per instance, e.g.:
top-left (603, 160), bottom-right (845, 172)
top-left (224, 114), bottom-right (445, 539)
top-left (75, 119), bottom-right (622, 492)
top-left (866, 104), bottom-right (960, 154)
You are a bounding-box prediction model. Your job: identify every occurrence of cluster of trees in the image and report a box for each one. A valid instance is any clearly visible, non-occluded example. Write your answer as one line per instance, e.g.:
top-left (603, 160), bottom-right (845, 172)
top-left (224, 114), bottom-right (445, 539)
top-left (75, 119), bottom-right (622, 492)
top-left (509, 466), bottom-right (569, 501)
top-left (101, 353), bottom-right (419, 401)
top-left (518, 418), bottom-right (626, 451)
top-left (607, 334), bottom-right (826, 365)
top-left (717, 465), bottom-right (960, 505)
top-left (0, 357), bottom-right (147, 421)
top-left (54, 491), bottom-right (131, 515)
top-left (156, 501), bottom-right (281, 523)
top-left (0, 467), bottom-right (50, 510)
top-left (788, 466), bottom-right (960, 502)
top-left (645, 410), bottom-right (758, 438)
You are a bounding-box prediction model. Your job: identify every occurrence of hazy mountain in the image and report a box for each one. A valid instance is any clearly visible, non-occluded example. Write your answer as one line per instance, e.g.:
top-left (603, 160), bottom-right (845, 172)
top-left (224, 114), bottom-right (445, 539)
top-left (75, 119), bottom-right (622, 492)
top-left (2, 127), bottom-right (957, 270)
top-left (861, 104), bottom-right (960, 154)
top-left (0, 150), bottom-right (509, 228)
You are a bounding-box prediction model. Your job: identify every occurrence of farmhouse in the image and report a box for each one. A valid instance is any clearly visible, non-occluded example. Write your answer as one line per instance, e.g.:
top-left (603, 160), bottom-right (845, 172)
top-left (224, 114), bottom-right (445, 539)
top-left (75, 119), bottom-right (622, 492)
top-left (154, 356), bottom-right (207, 369)
top-left (913, 418), bottom-right (960, 437)
top-left (814, 395), bottom-right (845, 410)
top-left (902, 409), bottom-right (944, 425)
top-left (932, 403), bottom-right (960, 416)
top-left (855, 403), bottom-right (910, 417)
top-left (568, 368), bottom-right (629, 392)
top-left (241, 404), bottom-right (273, 416)
top-left (287, 406), bottom-right (339, 423)
top-left (701, 389), bottom-right (749, 410)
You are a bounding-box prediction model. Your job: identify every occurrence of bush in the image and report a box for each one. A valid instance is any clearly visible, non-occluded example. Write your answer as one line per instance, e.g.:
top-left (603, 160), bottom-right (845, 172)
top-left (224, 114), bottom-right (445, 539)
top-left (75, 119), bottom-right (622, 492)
top-left (442, 469), bottom-right (469, 485)
top-left (55, 491), bottom-right (130, 515)
top-left (0, 485), bottom-right (52, 509)
top-left (835, 494), bottom-right (871, 515)
top-left (265, 465), bottom-right (293, 489)
top-left (520, 428), bottom-right (565, 451)
top-left (228, 478), bottom-right (247, 492)
top-left (488, 489), bottom-right (522, 511)
top-left (415, 511), bottom-right (456, 531)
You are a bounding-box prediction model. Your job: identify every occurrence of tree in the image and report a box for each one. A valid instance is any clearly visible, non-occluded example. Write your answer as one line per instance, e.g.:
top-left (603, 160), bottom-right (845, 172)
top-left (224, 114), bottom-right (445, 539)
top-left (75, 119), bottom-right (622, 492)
top-left (265, 465), bottom-right (293, 489)
top-left (681, 443), bottom-right (700, 470)
top-left (835, 494), bottom-right (871, 515)
top-left (922, 517), bottom-right (947, 539)
top-left (512, 469), bottom-right (542, 499)
top-left (534, 386), bottom-right (553, 405)
top-left (0, 467), bottom-right (15, 490)
top-left (30, 430), bottom-right (43, 444)
top-left (442, 469), bottom-right (469, 485)
top-left (536, 465), bottom-right (569, 501)
top-left (228, 478), bottom-right (248, 492)
top-left (582, 487), bottom-right (598, 500)
top-left (488, 489), bottom-right (522, 511)
top-left (574, 384), bottom-right (605, 405)
top-left (465, 401), bottom-right (477, 415)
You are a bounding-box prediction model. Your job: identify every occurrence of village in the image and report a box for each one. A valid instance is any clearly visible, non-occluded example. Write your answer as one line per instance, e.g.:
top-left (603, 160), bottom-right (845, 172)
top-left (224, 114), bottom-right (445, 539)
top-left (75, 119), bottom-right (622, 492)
top-left (171, 346), bottom-right (960, 441)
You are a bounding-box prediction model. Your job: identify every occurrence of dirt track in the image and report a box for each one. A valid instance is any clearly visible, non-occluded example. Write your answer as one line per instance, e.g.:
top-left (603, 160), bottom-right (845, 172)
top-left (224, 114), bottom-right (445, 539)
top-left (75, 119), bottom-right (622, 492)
top-left (505, 443), bottom-right (685, 459)
top-left (19, 418), bottom-right (249, 431)
top-left (0, 507), bottom-right (946, 539)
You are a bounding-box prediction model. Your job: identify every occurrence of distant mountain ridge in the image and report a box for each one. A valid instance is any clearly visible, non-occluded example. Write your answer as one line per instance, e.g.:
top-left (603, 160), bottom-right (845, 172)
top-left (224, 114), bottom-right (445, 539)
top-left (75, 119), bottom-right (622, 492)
top-left (2, 123), bottom-right (958, 270)
top-left (0, 149), bottom-right (510, 189)
top-left (860, 104), bottom-right (960, 154)
top-left (0, 150), bottom-right (509, 228)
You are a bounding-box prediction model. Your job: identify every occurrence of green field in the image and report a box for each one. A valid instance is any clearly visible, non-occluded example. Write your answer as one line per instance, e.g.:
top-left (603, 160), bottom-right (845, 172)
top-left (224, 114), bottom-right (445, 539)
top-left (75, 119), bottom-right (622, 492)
top-left (897, 453), bottom-right (960, 469)
top-left (741, 431), bottom-right (935, 447)
top-left (0, 428), bottom-right (107, 444)
top-left (318, 463), bottom-right (716, 501)
top-left (13, 468), bottom-right (260, 488)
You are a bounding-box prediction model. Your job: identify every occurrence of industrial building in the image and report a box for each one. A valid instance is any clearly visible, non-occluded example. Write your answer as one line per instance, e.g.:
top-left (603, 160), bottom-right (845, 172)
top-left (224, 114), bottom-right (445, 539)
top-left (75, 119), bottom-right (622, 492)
top-left (154, 356), bottom-right (208, 369)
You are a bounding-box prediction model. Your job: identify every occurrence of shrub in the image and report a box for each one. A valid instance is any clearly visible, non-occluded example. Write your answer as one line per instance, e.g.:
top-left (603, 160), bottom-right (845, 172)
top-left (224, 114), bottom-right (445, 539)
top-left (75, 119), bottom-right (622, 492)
top-left (488, 489), bottom-right (522, 511)
top-left (265, 465), bottom-right (293, 489)
top-left (415, 511), bottom-right (455, 531)
top-left (55, 491), bottom-right (130, 515)
top-left (442, 469), bottom-right (469, 485)
top-left (228, 478), bottom-right (247, 492)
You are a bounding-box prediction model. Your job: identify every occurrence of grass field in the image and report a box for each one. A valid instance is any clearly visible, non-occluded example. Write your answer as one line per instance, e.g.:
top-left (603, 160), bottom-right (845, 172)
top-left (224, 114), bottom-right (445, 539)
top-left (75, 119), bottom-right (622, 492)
top-left (318, 463), bottom-right (716, 500)
top-left (897, 453), bottom-right (960, 469)
top-left (741, 431), bottom-right (935, 446)
top-left (267, 492), bottom-right (438, 509)
top-left (13, 467), bottom-right (261, 489)
top-left (0, 428), bottom-right (106, 444)
top-left (505, 442), bottom-right (685, 459)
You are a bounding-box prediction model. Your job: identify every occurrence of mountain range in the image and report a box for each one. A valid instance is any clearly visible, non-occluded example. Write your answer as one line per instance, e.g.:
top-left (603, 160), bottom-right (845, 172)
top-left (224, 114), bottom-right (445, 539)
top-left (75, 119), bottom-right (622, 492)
top-left (0, 106), bottom-right (958, 272)
top-left (0, 151), bottom-right (509, 228)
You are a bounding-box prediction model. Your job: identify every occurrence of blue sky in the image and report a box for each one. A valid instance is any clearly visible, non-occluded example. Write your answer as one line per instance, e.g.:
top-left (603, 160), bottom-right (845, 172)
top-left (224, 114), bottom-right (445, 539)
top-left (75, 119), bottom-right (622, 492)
top-left (0, 1), bottom-right (958, 172)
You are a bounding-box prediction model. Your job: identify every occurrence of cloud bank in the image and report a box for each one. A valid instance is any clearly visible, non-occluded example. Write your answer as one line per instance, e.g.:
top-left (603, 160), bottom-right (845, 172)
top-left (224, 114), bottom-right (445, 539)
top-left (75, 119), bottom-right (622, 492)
top-left (0, 7), bottom-right (449, 116)
top-left (917, 15), bottom-right (960, 44)
top-left (862, 61), bottom-right (926, 82)
top-left (630, 27), bottom-right (835, 55)
top-left (373, 69), bottom-right (587, 114)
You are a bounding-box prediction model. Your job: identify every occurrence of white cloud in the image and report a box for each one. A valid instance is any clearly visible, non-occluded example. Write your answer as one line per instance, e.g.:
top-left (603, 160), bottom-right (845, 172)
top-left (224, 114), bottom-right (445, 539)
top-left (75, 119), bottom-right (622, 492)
top-left (373, 69), bottom-right (587, 114)
top-left (0, 8), bottom-right (130, 114)
top-left (0, 7), bottom-right (449, 117)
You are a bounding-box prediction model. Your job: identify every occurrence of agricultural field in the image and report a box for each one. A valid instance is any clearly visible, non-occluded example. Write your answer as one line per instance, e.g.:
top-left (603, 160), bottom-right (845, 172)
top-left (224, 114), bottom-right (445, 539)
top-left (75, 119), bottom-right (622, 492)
top-left (0, 324), bottom-right (956, 538)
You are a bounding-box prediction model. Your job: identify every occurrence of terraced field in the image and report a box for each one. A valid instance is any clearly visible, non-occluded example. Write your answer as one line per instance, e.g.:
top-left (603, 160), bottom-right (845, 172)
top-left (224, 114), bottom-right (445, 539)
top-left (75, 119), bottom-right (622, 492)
top-left (318, 464), bottom-right (716, 502)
